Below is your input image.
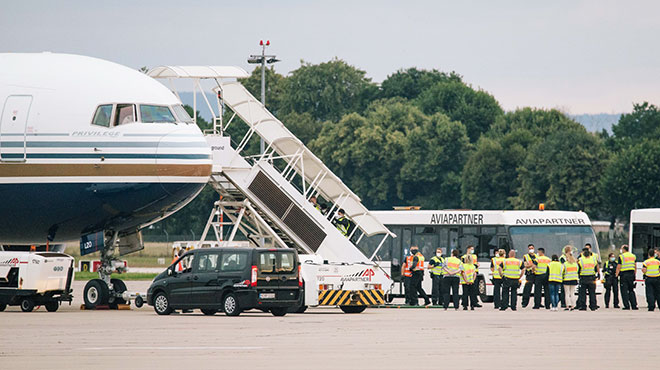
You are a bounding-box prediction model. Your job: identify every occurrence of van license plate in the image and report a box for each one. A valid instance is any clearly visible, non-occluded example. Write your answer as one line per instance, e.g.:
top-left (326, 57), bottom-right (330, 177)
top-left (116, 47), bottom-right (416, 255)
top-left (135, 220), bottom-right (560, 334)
top-left (259, 293), bottom-right (276, 299)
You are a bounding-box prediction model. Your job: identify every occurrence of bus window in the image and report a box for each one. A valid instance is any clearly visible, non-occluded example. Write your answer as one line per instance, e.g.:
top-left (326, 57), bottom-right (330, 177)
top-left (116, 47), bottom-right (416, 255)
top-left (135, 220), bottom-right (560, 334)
top-left (438, 227), bottom-right (449, 255)
top-left (414, 226), bottom-right (437, 258)
top-left (498, 236), bottom-right (510, 252)
top-left (402, 228), bottom-right (412, 258)
top-left (509, 226), bottom-right (598, 260)
top-left (356, 234), bottom-right (391, 261)
top-left (631, 224), bottom-right (660, 260)
top-left (459, 227), bottom-right (478, 254)
top-left (391, 226), bottom-right (402, 266)
top-left (449, 228), bottom-right (458, 251)
top-left (478, 227), bottom-right (498, 259)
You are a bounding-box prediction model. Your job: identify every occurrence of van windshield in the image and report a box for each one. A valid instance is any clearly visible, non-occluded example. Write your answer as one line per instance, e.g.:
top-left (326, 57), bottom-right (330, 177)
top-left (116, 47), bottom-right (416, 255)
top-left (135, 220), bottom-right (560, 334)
top-left (509, 226), bottom-right (598, 259)
top-left (258, 251), bottom-right (296, 274)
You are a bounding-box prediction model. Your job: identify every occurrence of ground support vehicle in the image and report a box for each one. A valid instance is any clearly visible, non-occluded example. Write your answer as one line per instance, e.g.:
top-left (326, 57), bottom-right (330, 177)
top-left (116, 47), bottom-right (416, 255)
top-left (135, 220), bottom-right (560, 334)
top-left (0, 252), bottom-right (74, 312)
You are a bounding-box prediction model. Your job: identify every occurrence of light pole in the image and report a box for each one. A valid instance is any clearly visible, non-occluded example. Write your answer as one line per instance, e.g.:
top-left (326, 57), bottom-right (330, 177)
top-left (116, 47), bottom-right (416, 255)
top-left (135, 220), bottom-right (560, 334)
top-left (248, 40), bottom-right (280, 153)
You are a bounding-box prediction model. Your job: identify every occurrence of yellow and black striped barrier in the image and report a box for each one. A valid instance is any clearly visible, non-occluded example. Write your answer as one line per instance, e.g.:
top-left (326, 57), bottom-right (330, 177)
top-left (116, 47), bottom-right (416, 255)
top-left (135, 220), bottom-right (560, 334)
top-left (318, 289), bottom-right (384, 306)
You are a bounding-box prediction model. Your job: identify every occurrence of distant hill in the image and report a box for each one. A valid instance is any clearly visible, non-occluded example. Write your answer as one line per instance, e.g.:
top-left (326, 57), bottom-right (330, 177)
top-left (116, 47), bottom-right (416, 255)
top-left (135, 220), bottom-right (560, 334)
top-left (570, 113), bottom-right (622, 134)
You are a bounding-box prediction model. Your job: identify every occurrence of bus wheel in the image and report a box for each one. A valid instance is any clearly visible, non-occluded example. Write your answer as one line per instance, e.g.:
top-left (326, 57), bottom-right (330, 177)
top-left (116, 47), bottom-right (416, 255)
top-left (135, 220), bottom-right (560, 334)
top-left (478, 277), bottom-right (493, 302)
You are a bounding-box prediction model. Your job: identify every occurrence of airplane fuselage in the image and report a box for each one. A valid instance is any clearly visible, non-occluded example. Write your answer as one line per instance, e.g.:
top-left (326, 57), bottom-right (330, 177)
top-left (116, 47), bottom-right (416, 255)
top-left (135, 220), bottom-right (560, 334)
top-left (0, 53), bottom-right (212, 244)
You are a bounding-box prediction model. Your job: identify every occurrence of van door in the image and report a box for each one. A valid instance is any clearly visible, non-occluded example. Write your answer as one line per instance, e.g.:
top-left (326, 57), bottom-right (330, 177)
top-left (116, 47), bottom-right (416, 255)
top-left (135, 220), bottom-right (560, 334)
top-left (257, 250), bottom-right (299, 301)
top-left (217, 250), bottom-right (250, 299)
top-left (190, 251), bottom-right (221, 307)
top-left (169, 253), bottom-right (195, 307)
top-left (0, 95), bottom-right (32, 161)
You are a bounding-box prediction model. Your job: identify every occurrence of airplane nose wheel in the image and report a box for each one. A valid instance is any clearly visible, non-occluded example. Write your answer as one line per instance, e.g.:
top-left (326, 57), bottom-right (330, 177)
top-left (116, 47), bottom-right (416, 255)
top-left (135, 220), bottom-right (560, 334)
top-left (84, 279), bottom-right (109, 309)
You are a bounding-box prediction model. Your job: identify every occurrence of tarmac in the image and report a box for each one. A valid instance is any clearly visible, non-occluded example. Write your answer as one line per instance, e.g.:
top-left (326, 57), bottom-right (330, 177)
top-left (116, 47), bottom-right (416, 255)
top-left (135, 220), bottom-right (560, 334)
top-left (1, 280), bottom-right (656, 370)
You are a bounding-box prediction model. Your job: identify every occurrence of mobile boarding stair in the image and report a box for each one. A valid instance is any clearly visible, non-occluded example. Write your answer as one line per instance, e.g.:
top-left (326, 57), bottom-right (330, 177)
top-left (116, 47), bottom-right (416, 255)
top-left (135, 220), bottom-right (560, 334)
top-left (148, 66), bottom-right (395, 311)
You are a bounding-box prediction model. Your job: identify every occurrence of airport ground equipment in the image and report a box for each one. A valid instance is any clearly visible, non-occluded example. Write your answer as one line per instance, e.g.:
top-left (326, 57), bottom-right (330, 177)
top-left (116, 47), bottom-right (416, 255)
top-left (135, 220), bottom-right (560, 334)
top-left (0, 251), bottom-right (74, 312)
top-left (148, 66), bottom-right (395, 311)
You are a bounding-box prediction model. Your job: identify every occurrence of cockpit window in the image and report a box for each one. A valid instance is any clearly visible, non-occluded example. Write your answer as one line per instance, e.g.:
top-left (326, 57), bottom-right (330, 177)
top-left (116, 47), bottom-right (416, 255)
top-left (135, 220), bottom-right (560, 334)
top-left (140, 105), bottom-right (176, 123)
top-left (92, 105), bottom-right (113, 127)
top-left (172, 104), bottom-right (194, 124)
top-left (115, 104), bottom-right (136, 125)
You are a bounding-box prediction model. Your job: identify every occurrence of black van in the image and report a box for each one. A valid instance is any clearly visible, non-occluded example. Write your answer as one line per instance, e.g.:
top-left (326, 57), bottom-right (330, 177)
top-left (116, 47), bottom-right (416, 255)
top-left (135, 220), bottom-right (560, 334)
top-left (146, 247), bottom-right (302, 316)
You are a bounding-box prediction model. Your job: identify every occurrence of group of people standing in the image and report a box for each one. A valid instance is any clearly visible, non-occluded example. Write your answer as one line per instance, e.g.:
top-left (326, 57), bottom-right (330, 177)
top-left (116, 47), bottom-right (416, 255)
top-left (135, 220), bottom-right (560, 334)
top-left (402, 242), bottom-right (660, 312)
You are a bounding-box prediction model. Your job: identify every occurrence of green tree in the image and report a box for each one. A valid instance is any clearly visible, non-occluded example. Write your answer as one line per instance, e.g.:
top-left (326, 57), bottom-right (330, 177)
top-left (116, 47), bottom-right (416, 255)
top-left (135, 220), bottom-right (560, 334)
top-left (601, 140), bottom-right (660, 219)
top-left (513, 128), bottom-right (609, 215)
top-left (461, 108), bottom-right (591, 210)
top-left (612, 102), bottom-right (660, 143)
top-left (400, 113), bottom-right (470, 208)
top-left (415, 80), bottom-right (503, 142)
top-left (380, 68), bottom-right (461, 100)
top-left (280, 59), bottom-right (378, 122)
top-left (310, 100), bottom-right (469, 209)
top-left (241, 66), bottom-right (286, 115)
top-left (461, 130), bottom-right (535, 209)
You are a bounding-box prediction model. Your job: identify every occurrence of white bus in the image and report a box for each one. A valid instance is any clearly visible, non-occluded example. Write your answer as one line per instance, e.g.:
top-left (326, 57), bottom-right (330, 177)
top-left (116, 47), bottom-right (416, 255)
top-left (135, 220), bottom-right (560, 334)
top-left (628, 208), bottom-right (660, 294)
top-left (358, 209), bottom-right (600, 302)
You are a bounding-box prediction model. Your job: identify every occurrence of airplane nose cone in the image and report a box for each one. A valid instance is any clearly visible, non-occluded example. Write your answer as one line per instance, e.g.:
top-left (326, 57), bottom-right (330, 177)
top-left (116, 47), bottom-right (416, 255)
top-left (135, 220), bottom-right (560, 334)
top-left (156, 127), bottom-right (211, 197)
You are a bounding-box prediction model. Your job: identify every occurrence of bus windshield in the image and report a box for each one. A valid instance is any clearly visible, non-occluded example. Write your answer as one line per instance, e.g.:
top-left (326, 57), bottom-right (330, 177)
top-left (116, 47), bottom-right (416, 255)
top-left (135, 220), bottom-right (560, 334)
top-left (509, 226), bottom-right (598, 259)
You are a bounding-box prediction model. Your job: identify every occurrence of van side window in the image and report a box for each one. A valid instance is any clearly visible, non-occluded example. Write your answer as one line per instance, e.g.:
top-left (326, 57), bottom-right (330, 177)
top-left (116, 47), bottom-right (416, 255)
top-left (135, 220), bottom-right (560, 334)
top-left (114, 104), bottom-right (136, 126)
top-left (220, 251), bottom-right (248, 272)
top-left (259, 252), bottom-right (277, 273)
top-left (92, 104), bottom-right (113, 127)
top-left (196, 253), bottom-right (219, 272)
top-left (175, 253), bottom-right (195, 273)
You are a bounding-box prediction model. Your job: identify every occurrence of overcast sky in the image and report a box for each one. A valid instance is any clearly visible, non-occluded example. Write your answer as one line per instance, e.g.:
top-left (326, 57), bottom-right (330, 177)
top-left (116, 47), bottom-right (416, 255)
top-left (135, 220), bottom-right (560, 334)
top-left (2, 0), bottom-right (659, 114)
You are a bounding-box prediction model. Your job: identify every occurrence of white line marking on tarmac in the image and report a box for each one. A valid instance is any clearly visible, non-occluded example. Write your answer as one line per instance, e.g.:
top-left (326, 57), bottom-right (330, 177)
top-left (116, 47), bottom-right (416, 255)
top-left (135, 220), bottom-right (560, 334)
top-left (81, 346), bottom-right (264, 351)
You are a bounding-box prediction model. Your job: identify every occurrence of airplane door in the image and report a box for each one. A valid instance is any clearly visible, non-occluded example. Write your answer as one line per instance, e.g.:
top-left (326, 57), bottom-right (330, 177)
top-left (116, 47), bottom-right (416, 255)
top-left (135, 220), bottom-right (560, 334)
top-left (0, 95), bottom-right (33, 161)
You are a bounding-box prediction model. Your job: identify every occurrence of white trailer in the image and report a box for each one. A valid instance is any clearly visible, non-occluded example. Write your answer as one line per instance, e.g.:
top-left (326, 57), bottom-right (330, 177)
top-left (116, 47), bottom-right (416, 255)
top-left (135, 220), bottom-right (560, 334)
top-left (0, 252), bottom-right (74, 312)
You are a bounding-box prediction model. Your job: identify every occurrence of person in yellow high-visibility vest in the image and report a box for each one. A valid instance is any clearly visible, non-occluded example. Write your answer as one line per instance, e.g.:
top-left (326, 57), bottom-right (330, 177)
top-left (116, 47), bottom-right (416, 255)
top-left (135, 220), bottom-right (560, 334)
top-left (498, 249), bottom-right (527, 311)
top-left (547, 255), bottom-right (564, 311)
top-left (642, 249), bottom-right (660, 311)
top-left (443, 249), bottom-right (463, 310)
top-left (577, 248), bottom-right (599, 311)
top-left (460, 255), bottom-right (477, 310)
top-left (533, 248), bottom-right (551, 310)
top-left (490, 249), bottom-right (506, 309)
top-left (616, 244), bottom-right (638, 310)
top-left (428, 248), bottom-right (445, 306)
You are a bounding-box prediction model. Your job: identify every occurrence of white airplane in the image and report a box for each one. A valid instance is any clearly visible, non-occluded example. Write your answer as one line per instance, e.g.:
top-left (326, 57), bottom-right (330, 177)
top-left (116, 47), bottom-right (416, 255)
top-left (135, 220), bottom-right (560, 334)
top-left (0, 52), bottom-right (212, 307)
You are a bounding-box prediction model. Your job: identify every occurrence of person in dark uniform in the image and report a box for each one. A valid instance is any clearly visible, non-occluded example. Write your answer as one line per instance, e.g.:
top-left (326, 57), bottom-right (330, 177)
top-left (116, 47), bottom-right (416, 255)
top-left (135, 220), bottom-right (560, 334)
top-left (602, 252), bottom-right (620, 308)
top-left (521, 244), bottom-right (537, 308)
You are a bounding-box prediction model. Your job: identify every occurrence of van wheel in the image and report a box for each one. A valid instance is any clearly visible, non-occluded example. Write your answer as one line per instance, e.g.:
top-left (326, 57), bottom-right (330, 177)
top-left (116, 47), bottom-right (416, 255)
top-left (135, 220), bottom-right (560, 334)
top-left (84, 279), bottom-right (109, 309)
top-left (0, 303), bottom-right (6, 312)
top-left (201, 308), bottom-right (217, 316)
top-left (271, 307), bottom-right (287, 316)
top-left (109, 278), bottom-right (127, 308)
top-left (45, 301), bottom-right (59, 312)
top-left (340, 305), bottom-right (366, 314)
top-left (153, 292), bottom-right (172, 315)
top-left (20, 298), bottom-right (35, 312)
top-left (223, 293), bottom-right (240, 316)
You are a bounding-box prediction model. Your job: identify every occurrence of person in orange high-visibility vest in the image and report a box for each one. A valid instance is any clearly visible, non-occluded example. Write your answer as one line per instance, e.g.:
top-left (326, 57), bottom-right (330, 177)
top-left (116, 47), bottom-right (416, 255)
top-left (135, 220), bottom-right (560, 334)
top-left (642, 248), bottom-right (660, 311)
top-left (408, 246), bottom-right (430, 306)
top-left (402, 250), bottom-right (414, 305)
